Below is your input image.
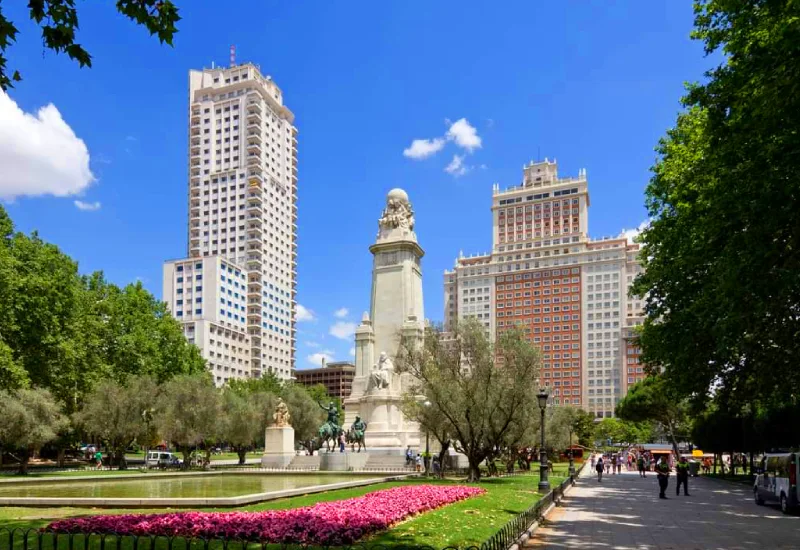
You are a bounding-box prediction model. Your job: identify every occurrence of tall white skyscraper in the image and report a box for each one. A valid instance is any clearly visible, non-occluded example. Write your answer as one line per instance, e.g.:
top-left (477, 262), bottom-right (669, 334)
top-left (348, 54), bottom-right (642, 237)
top-left (163, 61), bottom-right (297, 385)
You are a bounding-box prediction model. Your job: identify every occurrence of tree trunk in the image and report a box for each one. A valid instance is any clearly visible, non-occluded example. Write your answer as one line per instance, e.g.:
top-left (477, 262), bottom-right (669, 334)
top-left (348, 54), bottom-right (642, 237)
top-left (115, 449), bottom-right (128, 470)
top-left (237, 448), bottom-right (247, 465)
top-left (18, 449), bottom-right (30, 475)
top-left (181, 448), bottom-right (192, 470)
top-left (466, 455), bottom-right (482, 482)
top-left (57, 448), bottom-right (66, 468)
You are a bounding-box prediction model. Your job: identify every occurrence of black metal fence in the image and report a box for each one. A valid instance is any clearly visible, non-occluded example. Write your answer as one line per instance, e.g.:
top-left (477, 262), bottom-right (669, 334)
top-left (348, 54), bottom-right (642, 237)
top-left (0, 473), bottom-right (577, 550)
top-left (479, 473), bottom-right (575, 550)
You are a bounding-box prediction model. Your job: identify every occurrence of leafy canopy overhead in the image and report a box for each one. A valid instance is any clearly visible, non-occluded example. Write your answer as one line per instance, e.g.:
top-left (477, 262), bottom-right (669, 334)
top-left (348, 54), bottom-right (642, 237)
top-left (0, 0), bottom-right (181, 90)
top-left (633, 0), bottom-right (800, 404)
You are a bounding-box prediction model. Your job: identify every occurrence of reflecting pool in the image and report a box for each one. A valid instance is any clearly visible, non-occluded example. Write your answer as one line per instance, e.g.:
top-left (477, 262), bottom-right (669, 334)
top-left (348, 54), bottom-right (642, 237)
top-left (0, 474), bottom-right (379, 499)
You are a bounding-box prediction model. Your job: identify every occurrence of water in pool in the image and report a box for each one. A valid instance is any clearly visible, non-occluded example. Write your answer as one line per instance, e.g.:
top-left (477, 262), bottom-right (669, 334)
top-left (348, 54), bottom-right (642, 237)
top-left (0, 474), bottom-right (378, 499)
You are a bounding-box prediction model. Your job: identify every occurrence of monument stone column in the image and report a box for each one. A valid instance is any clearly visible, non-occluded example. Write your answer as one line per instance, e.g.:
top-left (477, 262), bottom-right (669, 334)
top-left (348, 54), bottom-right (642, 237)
top-left (344, 188), bottom-right (424, 451)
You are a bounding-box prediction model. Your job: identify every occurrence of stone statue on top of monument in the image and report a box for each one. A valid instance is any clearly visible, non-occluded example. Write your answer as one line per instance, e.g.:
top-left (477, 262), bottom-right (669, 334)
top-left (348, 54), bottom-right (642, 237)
top-left (377, 189), bottom-right (415, 238)
top-left (367, 351), bottom-right (396, 392)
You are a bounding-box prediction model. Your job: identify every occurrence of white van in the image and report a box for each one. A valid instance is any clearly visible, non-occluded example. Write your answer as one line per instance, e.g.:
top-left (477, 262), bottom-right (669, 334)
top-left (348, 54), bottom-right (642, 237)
top-left (146, 451), bottom-right (181, 468)
top-left (754, 452), bottom-right (799, 514)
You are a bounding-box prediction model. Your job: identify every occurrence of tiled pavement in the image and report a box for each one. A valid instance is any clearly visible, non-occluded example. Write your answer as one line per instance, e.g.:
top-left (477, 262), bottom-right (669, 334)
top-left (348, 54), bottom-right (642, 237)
top-left (526, 469), bottom-right (800, 549)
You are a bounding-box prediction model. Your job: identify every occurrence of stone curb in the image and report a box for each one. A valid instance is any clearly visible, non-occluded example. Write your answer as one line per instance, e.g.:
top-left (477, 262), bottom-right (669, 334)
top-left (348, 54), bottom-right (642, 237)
top-left (508, 463), bottom-right (587, 550)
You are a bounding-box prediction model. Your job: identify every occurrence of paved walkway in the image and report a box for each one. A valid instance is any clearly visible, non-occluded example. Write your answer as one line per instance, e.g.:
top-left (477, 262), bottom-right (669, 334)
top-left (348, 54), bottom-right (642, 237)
top-left (526, 469), bottom-right (800, 549)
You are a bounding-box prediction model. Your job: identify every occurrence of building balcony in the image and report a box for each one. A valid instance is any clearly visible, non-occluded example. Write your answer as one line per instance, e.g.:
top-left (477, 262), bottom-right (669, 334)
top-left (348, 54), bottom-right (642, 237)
top-left (190, 167), bottom-right (201, 176)
top-left (247, 159), bottom-right (263, 172)
top-left (247, 100), bottom-right (262, 114)
top-left (247, 131), bottom-right (262, 145)
top-left (247, 122), bottom-right (260, 134)
top-left (247, 111), bottom-right (262, 125)
top-left (247, 192), bottom-right (262, 205)
top-left (190, 207), bottom-right (201, 218)
top-left (191, 135), bottom-right (201, 146)
top-left (247, 256), bottom-right (263, 269)
top-left (248, 172), bottom-right (264, 186)
top-left (248, 272), bottom-right (262, 283)
top-left (190, 187), bottom-right (200, 197)
top-left (247, 142), bottom-right (262, 156)
top-left (191, 127), bottom-right (200, 136)
top-left (190, 158), bottom-right (201, 167)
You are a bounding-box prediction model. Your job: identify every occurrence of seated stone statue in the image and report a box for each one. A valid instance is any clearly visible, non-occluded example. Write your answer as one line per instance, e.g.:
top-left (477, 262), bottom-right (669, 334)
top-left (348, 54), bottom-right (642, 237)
top-left (368, 351), bottom-right (395, 391)
top-left (273, 398), bottom-right (291, 427)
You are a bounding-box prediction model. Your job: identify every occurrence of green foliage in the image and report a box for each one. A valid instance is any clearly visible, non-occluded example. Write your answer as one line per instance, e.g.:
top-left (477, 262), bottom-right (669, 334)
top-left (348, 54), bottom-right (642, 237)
top-left (221, 389), bottom-right (276, 463)
top-left (0, 205), bottom-right (204, 416)
top-left (634, 0), bottom-right (800, 407)
top-left (74, 376), bottom-right (160, 469)
top-left (280, 383), bottom-right (326, 448)
top-left (0, 0), bottom-right (180, 90)
top-left (158, 374), bottom-right (222, 466)
top-left (0, 387), bottom-right (66, 473)
top-left (400, 318), bottom-right (541, 481)
top-left (615, 375), bottom-right (689, 454)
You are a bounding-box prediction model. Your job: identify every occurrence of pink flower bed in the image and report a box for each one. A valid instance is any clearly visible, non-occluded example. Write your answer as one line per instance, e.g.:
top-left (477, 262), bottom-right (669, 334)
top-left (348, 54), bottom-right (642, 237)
top-left (46, 485), bottom-right (485, 545)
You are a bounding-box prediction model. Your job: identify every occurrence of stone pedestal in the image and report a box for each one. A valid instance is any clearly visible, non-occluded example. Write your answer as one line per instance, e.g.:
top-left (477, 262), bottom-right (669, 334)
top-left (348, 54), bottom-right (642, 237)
top-left (260, 425), bottom-right (295, 468)
top-left (319, 452), bottom-right (370, 471)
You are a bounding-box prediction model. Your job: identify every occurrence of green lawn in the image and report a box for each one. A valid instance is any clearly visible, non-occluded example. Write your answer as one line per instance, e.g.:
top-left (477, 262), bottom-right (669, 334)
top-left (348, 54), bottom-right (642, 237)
top-left (1, 464), bottom-right (571, 548)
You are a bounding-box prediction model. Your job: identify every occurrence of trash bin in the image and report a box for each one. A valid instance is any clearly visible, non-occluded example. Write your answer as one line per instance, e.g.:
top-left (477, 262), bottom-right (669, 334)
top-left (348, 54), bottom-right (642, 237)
top-left (689, 461), bottom-right (700, 477)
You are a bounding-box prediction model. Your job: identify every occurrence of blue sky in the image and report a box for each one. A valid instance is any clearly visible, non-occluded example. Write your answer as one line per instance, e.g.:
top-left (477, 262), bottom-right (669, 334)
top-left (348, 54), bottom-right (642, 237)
top-left (0, 1), bottom-right (714, 369)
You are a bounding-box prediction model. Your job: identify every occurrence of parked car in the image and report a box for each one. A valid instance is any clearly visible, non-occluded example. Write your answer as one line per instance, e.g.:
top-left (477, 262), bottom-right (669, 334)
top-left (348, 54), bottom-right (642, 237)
top-left (146, 451), bottom-right (182, 469)
top-left (754, 452), bottom-right (798, 514)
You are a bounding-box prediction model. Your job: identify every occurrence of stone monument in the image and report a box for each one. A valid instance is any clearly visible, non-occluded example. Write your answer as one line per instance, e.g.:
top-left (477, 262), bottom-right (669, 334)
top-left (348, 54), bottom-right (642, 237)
top-left (260, 398), bottom-right (295, 468)
top-left (344, 188), bottom-right (424, 451)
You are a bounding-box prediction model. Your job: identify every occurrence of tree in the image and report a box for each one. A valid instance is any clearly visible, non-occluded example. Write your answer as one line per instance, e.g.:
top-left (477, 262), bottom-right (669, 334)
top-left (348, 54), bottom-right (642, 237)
top-left (0, 388), bottom-right (66, 474)
top-left (615, 375), bottom-right (689, 455)
top-left (400, 319), bottom-right (541, 482)
top-left (159, 374), bottom-right (222, 467)
top-left (634, 0), bottom-right (800, 407)
top-left (0, 0), bottom-right (181, 90)
top-left (74, 376), bottom-right (160, 469)
top-left (572, 409), bottom-right (597, 448)
top-left (221, 389), bottom-right (276, 464)
top-left (281, 383), bottom-right (325, 452)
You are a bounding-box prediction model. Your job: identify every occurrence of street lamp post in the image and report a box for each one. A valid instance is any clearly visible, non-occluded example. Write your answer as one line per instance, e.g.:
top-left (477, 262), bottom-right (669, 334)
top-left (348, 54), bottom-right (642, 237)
top-left (537, 389), bottom-right (550, 492)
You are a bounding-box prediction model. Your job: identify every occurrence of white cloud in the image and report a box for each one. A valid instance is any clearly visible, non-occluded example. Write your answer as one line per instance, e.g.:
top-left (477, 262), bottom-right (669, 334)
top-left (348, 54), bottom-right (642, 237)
top-left (296, 304), bottom-right (316, 322)
top-left (619, 220), bottom-right (650, 244)
top-left (307, 350), bottom-right (335, 366)
top-left (0, 90), bottom-right (94, 200)
top-left (329, 321), bottom-right (357, 340)
top-left (403, 137), bottom-right (445, 159)
top-left (334, 307), bottom-right (349, 318)
top-left (304, 340), bottom-right (320, 348)
top-left (444, 154), bottom-right (470, 177)
top-left (446, 118), bottom-right (482, 152)
top-left (349, 347), bottom-right (356, 357)
top-left (74, 200), bottom-right (101, 211)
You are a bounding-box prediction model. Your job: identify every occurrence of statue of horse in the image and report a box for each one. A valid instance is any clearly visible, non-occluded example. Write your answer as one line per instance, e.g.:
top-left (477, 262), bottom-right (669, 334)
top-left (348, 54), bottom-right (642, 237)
top-left (346, 428), bottom-right (366, 453)
top-left (317, 422), bottom-right (342, 453)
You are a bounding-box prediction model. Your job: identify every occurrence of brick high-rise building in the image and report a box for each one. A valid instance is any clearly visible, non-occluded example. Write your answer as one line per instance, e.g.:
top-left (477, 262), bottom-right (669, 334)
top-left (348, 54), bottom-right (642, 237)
top-left (295, 361), bottom-right (356, 402)
top-left (163, 61), bottom-right (298, 386)
top-left (444, 159), bottom-right (643, 418)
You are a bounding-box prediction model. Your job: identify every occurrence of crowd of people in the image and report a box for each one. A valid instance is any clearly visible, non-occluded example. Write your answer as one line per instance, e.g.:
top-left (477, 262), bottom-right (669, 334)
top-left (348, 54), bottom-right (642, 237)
top-left (589, 449), bottom-right (694, 499)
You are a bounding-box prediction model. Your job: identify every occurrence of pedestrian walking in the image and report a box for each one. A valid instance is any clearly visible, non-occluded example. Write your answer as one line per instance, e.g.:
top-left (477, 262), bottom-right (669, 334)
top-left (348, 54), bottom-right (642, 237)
top-left (656, 457), bottom-right (670, 499)
top-left (415, 454), bottom-right (423, 472)
top-left (338, 433), bottom-right (345, 453)
top-left (595, 456), bottom-right (604, 482)
top-left (616, 454), bottom-right (622, 474)
top-left (405, 446), bottom-right (413, 466)
top-left (590, 454), bottom-right (596, 469)
top-left (611, 454), bottom-right (618, 474)
top-left (676, 456), bottom-right (691, 496)
top-left (637, 454), bottom-right (647, 477)
top-left (94, 450), bottom-right (103, 470)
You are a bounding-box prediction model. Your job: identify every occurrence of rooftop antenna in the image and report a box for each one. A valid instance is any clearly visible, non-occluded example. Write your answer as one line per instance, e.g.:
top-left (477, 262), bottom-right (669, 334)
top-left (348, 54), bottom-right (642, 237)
top-left (230, 45), bottom-right (236, 67)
